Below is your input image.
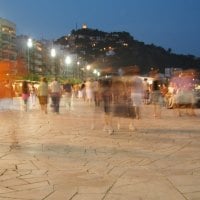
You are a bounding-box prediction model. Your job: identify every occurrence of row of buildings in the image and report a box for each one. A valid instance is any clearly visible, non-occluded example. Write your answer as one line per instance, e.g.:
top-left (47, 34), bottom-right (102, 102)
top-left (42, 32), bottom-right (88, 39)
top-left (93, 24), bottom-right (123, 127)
top-left (2, 17), bottom-right (195, 82)
top-left (0, 17), bottom-right (85, 80)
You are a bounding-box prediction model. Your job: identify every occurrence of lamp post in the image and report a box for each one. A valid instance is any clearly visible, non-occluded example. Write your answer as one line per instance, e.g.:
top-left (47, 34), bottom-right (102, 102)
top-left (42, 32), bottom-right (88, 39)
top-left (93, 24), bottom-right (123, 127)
top-left (86, 65), bottom-right (91, 78)
top-left (27, 38), bottom-right (33, 74)
top-left (51, 48), bottom-right (56, 75)
top-left (65, 56), bottom-right (72, 78)
top-left (77, 61), bottom-right (80, 79)
top-left (93, 69), bottom-right (101, 78)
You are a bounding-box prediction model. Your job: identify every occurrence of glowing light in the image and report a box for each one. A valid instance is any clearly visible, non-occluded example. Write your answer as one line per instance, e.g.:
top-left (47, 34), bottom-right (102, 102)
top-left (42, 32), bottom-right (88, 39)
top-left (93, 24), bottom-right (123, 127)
top-left (51, 48), bottom-right (56, 57)
top-left (65, 56), bottom-right (72, 65)
top-left (86, 65), bottom-right (91, 70)
top-left (27, 38), bottom-right (33, 48)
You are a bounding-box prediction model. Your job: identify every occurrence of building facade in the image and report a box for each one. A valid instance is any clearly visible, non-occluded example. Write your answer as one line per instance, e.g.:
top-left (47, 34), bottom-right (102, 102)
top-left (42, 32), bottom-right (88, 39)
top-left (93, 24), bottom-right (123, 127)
top-left (16, 36), bottom-right (49, 75)
top-left (0, 18), bottom-right (16, 61)
top-left (0, 17), bottom-right (83, 79)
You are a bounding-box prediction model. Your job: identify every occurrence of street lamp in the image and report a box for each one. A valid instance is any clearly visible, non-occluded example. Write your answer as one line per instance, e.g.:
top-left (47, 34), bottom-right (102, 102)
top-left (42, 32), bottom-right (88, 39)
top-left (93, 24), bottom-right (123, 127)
top-left (77, 61), bottom-right (80, 79)
top-left (51, 48), bottom-right (56, 75)
top-left (27, 38), bottom-right (33, 73)
top-left (51, 48), bottom-right (56, 58)
top-left (93, 69), bottom-right (101, 78)
top-left (65, 56), bottom-right (72, 77)
top-left (86, 65), bottom-right (91, 78)
top-left (86, 65), bottom-right (91, 70)
top-left (93, 69), bottom-right (97, 74)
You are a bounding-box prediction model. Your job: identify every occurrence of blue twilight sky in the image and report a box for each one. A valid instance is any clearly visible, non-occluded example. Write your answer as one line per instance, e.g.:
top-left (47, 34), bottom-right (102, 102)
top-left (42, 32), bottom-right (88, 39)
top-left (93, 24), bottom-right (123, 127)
top-left (0, 0), bottom-right (200, 56)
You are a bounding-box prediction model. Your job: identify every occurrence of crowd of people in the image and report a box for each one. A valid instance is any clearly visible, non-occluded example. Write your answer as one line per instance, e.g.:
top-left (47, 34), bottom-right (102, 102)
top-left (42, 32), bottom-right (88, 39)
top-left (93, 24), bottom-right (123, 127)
top-left (0, 67), bottom-right (199, 134)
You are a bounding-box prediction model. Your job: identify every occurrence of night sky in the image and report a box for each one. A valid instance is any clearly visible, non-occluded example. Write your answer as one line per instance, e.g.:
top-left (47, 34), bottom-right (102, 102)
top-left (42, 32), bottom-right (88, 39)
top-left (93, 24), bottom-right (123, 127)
top-left (0, 0), bottom-right (200, 56)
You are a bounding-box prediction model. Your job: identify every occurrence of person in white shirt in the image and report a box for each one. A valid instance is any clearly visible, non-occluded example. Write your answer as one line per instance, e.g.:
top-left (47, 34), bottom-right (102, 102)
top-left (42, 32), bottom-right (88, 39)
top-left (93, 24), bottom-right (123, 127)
top-left (85, 79), bottom-right (93, 105)
top-left (49, 77), bottom-right (62, 113)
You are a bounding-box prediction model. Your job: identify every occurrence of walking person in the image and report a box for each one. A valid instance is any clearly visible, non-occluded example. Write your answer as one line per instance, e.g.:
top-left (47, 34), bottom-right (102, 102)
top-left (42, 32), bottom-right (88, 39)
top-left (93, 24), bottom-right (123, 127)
top-left (63, 80), bottom-right (73, 110)
top-left (112, 77), bottom-right (128, 131)
top-left (49, 77), bottom-right (62, 114)
top-left (4, 79), bottom-right (15, 110)
top-left (37, 77), bottom-right (48, 114)
top-left (130, 67), bottom-right (144, 120)
top-left (122, 66), bottom-right (143, 131)
top-left (143, 78), bottom-right (150, 104)
top-left (151, 71), bottom-right (162, 118)
top-left (101, 79), bottom-right (114, 134)
top-left (78, 81), bottom-right (86, 100)
top-left (29, 83), bottom-right (37, 109)
top-left (92, 79), bottom-right (101, 107)
top-left (85, 78), bottom-right (93, 105)
top-left (21, 80), bottom-right (30, 112)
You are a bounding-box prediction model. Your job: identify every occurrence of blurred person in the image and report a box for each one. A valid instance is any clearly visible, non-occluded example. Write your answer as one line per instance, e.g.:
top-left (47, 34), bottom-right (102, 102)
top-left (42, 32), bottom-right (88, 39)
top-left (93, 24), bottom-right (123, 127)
top-left (114, 66), bottom-right (143, 132)
top-left (92, 79), bottom-right (101, 107)
top-left (63, 80), bottom-right (73, 110)
top-left (79, 81), bottom-right (86, 100)
top-left (90, 79), bottom-right (102, 130)
top-left (130, 67), bottom-right (144, 120)
top-left (166, 82), bottom-right (176, 109)
top-left (160, 83), bottom-right (168, 107)
top-left (49, 77), bottom-right (62, 114)
top-left (150, 72), bottom-right (162, 118)
top-left (37, 77), bottom-right (48, 114)
top-left (85, 78), bottom-right (93, 105)
top-left (3, 79), bottom-right (14, 110)
top-left (101, 79), bottom-right (114, 134)
top-left (21, 80), bottom-right (30, 112)
top-left (143, 78), bottom-right (150, 104)
top-left (112, 77), bottom-right (131, 131)
top-left (77, 84), bottom-right (82, 99)
top-left (73, 83), bottom-right (79, 98)
top-left (29, 83), bottom-right (37, 109)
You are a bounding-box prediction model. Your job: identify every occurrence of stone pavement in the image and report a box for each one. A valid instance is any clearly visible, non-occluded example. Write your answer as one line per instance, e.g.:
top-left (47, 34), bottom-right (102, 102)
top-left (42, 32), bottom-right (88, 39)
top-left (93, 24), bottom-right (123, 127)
top-left (0, 97), bottom-right (200, 200)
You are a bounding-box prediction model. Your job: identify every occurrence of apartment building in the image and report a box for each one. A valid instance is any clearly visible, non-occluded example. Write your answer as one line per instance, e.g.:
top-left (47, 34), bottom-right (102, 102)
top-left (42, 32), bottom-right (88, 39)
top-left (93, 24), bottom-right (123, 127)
top-left (0, 17), bottom-right (16, 61)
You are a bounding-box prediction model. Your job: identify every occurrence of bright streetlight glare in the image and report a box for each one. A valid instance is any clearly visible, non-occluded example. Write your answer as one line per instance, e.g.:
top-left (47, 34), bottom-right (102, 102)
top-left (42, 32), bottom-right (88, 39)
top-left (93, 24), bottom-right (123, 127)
top-left (51, 48), bottom-right (56, 57)
top-left (86, 65), bottom-right (91, 70)
top-left (27, 38), bottom-right (33, 73)
top-left (27, 38), bottom-right (33, 48)
top-left (65, 56), bottom-right (72, 65)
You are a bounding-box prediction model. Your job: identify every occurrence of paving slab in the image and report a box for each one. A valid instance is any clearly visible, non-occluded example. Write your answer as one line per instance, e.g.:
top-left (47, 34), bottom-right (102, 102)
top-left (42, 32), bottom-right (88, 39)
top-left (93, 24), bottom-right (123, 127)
top-left (0, 97), bottom-right (200, 199)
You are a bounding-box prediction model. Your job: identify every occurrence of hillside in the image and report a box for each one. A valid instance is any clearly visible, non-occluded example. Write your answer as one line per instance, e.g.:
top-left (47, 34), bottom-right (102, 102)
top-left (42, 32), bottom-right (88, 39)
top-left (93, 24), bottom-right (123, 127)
top-left (55, 28), bottom-right (200, 75)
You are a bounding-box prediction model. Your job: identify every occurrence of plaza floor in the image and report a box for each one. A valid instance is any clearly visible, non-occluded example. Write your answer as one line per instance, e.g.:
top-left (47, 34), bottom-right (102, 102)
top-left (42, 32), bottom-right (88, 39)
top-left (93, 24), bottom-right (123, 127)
top-left (0, 97), bottom-right (200, 200)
